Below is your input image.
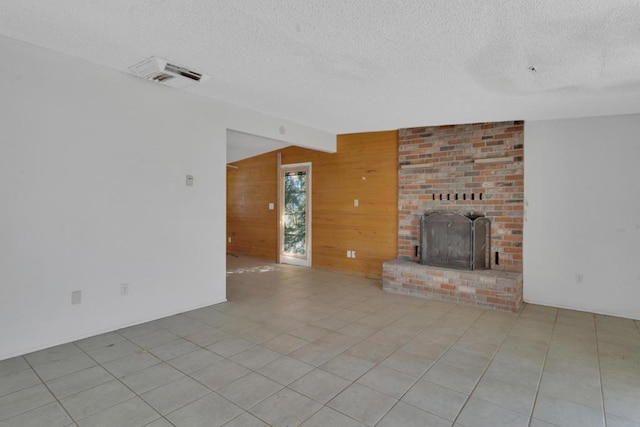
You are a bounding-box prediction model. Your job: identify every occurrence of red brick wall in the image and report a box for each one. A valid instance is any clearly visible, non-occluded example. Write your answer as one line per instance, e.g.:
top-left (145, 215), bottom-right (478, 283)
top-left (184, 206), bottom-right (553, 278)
top-left (398, 121), bottom-right (524, 272)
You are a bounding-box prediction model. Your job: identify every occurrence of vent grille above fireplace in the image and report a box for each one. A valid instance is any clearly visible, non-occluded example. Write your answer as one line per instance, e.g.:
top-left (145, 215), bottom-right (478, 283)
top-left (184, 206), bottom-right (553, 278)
top-left (420, 212), bottom-right (490, 270)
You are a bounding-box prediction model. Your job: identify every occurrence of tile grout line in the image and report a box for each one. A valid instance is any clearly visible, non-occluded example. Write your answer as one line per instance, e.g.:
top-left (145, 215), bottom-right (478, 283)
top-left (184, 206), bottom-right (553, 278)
top-left (448, 306), bottom-right (530, 427)
top-left (294, 301), bottom-right (458, 426)
top-left (72, 337), bottom-right (174, 426)
top-left (21, 348), bottom-right (84, 427)
top-left (525, 308), bottom-right (559, 427)
top-left (366, 306), bottom-right (509, 425)
top-left (593, 316), bottom-right (608, 427)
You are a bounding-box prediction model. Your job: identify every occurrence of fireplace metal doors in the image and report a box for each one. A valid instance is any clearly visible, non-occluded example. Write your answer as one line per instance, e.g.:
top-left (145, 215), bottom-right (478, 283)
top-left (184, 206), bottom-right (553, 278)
top-left (420, 212), bottom-right (490, 270)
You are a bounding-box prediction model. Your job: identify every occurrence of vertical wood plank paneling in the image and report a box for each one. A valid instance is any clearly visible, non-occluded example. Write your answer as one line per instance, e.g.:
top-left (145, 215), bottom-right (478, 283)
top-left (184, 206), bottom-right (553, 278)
top-left (226, 152), bottom-right (278, 261)
top-left (226, 130), bottom-right (398, 278)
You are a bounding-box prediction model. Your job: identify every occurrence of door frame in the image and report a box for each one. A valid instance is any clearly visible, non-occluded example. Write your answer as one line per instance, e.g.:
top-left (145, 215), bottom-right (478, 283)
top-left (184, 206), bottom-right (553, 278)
top-left (279, 162), bottom-right (312, 267)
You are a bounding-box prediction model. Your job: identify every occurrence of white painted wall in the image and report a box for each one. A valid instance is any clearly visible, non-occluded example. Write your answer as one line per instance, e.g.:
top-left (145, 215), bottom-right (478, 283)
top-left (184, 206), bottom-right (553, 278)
top-left (525, 115), bottom-right (640, 320)
top-left (0, 36), bottom-right (335, 360)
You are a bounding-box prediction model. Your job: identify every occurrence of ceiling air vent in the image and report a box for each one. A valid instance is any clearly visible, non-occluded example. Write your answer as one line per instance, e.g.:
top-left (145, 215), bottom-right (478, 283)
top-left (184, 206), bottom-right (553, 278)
top-left (129, 56), bottom-right (210, 88)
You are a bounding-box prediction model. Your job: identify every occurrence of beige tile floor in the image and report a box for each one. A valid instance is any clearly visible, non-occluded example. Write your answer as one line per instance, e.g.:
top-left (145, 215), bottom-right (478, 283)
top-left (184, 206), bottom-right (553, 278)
top-left (1, 256), bottom-right (639, 427)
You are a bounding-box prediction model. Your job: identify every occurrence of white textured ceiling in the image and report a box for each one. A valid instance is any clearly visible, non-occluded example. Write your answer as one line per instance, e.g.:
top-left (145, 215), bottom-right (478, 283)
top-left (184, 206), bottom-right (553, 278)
top-left (1, 1), bottom-right (640, 133)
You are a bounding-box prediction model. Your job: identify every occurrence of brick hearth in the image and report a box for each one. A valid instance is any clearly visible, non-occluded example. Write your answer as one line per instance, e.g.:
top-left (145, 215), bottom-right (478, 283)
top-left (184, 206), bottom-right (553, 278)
top-left (383, 259), bottom-right (523, 312)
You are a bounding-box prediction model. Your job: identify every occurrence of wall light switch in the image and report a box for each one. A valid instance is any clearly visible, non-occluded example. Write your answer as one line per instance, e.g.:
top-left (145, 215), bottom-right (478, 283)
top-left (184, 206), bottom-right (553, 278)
top-left (352, 251), bottom-right (356, 258)
top-left (186, 175), bottom-right (194, 186)
top-left (269, 203), bottom-right (274, 210)
top-left (354, 199), bottom-right (359, 207)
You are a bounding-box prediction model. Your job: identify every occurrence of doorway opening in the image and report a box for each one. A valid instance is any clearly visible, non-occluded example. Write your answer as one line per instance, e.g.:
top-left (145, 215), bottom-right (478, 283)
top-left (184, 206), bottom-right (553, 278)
top-left (279, 163), bottom-right (311, 267)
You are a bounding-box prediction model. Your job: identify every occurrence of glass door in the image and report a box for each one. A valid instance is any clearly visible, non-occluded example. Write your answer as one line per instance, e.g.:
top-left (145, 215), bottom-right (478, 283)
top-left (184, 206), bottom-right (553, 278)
top-left (280, 163), bottom-right (311, 267)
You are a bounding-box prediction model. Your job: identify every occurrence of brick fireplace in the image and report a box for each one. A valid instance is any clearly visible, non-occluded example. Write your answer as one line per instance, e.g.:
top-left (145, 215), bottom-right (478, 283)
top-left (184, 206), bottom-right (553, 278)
top-left (383, 121), bottom-right (524, 312)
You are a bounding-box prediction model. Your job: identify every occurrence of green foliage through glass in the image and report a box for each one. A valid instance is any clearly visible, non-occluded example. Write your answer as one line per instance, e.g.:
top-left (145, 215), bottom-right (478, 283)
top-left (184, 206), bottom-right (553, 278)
top-left (283, 171), bottom-right (307, 255)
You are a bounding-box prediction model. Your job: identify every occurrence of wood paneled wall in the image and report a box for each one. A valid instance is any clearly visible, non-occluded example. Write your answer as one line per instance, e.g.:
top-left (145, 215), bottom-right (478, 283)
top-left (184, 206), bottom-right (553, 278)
top-left (226, 131), bottom-right (398, 278)
top-left (226, 152), bottom-right (278, 261)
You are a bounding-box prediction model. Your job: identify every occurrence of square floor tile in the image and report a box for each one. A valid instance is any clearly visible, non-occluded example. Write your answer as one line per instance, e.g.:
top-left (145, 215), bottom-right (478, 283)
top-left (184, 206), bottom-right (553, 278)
top-left (166, 319), bottom-right (211, 338)
top-left (539, 371), bottom-right (603, 409)
top-left (603, 389), bottom-right (640, 423)
top-left (75, 332), bottom-right (125, 352)
top-left (309, 316), bottom-right (351, 331)
top-left (338, 323), bottom-right (378, 339)
top-left (60, 379), bottom-right (134, 420)
top-left (236, 327), bottom-right (281, 344)
top-left (367, 329), bottom-right (413, 347)
top-left (87, 340), bottom-right (142, 364)
top-left (223, 412), bottom-right (269, 427)
top-left (207, 338), bottom-right (256, 358)
top-left (357, 365), bottom-right (416, 399)
top-left (532, 394), bottom-right (604, 427)
top-left (289, 369), bottom-right (351, 404)
top-left (249, 388), bottom-right (322, 426)
top-left (263, 334), bottom-right (309, 354)
top-left (120, 363), bottom-right (184, 395)
top-left (605, 413), bottom-right (640, 427)
top-left (314, 332), bottom-right (360, 352)
top-left (217, 373), bottom-right (283, 409)
top-left (0, 402), bottom-right (72, 427)
top-left (0, 369), bottom-right (41, 397)
top-left (300, 406), bottom-right (366, 427)
top-left (166, 393), bottom-right (243, 427)
top-left (117, 322), bottom-right (162, 340)
top-left (46, 366), bottom-right (113, 399)
top-left (289, 325), bottom-right (331, 342)
top-left (328, 383), bottom-right (397, 426)
top-left (184, 329), bottom-right (230, 347)
top-left (148, 339), bottom-right (199, 361)
top-left (345, 340), bottom-right (396, 363)
top-left (0, 384), bottom-right (55, 422)
top-left (320, 353), bottom-right (375, 381)
top-left (25, 343), bottom-right (82, 367)
top-left (289, 343), bottom-right (342, 367)
top-left (190, 359), bottom-right (250, 391)
top-left (256, 356), bottom-right (314, 386)
top-left (377, 401), bottom-right (450, 427)
top-left (457, 397), bottom-right (529, 427)
top-left (128, 330), bottom-right (180, 350)
top-left (423, 361), bottom-right (484, 395)
top-left (472, 374), bottom-right (538, 416)
top-left (101, 351), bottom-right (161, 378)
top-left (229, 346), bottom-right (281, 370)
top-left (381, 350), bottom-right (434, 377)
top-left (76, 397), bottom-right (159, 427)
top-left (402, 380), bottom-right (467, 421)
top-left (0, 357), bottom-right (29, 378)
top-left (141, 377), bottom-right (211, 415)
top-left (33, 353), bottom-right (96, 382)
top-left (167, 349), bottom-right (222, 374)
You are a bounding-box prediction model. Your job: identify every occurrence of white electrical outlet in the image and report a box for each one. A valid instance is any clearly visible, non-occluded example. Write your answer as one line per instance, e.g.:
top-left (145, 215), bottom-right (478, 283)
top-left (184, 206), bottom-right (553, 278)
top-left (575, 273), bottom-right (584, 285)
top-left (71, 290), bottom-right (82, 305)
top-left (269, 203), bottom-right (274, 210)
top-left (352, 251), bottom-right (356, 258)
top-left (120, 283), bottom-right (129, 296)
top-left (354, 199), bottom-right (359, 207)
top-left (228, 237), bottom-right (232, 243)
top-left (346, 250), bottom-right (351, 258)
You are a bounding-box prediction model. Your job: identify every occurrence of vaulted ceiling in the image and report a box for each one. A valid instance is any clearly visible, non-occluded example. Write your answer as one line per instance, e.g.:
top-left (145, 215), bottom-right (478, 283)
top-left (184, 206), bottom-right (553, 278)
top-left (2, 1), bottom-right (640, 134)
